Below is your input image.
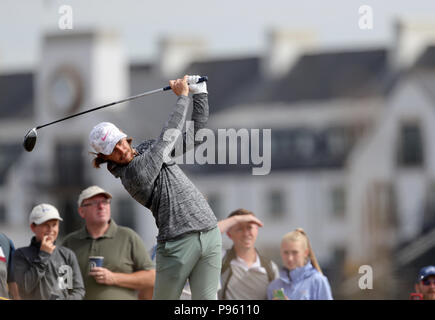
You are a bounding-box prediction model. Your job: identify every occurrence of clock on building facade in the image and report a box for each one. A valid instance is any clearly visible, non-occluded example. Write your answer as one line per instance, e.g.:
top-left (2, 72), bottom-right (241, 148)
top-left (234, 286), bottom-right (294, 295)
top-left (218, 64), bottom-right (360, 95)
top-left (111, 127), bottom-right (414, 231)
top-left (48, 65), bottom-right (83, 114)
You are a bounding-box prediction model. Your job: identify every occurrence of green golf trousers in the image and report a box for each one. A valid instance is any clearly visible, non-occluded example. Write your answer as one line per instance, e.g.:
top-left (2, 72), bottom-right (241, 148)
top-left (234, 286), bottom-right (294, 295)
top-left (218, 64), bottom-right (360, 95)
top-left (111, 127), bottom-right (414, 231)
top-left (153, 226), bottom-right (222, 300)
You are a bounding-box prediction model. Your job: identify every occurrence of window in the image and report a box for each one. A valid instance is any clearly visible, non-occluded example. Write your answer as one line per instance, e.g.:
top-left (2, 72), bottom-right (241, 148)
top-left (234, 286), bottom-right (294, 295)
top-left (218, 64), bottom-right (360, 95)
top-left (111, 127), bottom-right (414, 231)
top-left (295, 131), bottom-right (315, 159)
top-left (55, 143), bottom-right (85, 186)
top-left (207, 193), bottom-right (222, 220)
top-left (58, 198), bottom-right (82, 236)
top-left (327, 128), bottom-right (349, 158)
top-left (0, 144), bottom-right (22, 185)
top-left (0, 203), bottom-right (6, 223)
top-left (117, 198), bottom-right (136, 230)
top-left (367, 182), bottom-right (397, 229)
top-left (268, 190), bottom-right (285, 219)
top-left (331, 186), bottom-right (346, 219)
top-left (397, 123), bottom-right (424, 167)
top-left (330, 246), bottom-right (346, 284)
top-left (423, 183), bottom-right (435, 233)
top-left (333, 246), bottom-right (346, 265)
top-left (271, 130), bottom-right (294, 168)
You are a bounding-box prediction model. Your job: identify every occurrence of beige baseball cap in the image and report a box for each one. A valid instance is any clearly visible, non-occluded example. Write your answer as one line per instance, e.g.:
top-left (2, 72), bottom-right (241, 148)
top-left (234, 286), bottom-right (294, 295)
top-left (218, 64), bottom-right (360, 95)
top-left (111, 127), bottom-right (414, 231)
top-left (78, 185), bottom-right (112, 207)
top-left (89, 122), bottom-right (127, 155)
top-left (29, 204), bottom-right (63, 225)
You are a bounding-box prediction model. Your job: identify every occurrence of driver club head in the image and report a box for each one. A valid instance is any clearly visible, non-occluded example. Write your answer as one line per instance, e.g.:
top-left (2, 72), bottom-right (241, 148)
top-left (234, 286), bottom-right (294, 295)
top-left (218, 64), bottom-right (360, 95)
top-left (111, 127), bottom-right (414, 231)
top-left (23, 127), bottom-right (37, 152)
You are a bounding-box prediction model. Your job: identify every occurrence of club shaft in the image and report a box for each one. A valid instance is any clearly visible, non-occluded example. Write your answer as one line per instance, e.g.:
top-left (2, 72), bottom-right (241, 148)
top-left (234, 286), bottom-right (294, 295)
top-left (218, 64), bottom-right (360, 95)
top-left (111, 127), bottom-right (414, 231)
top-left (36, 87), bottom-right (164, 130)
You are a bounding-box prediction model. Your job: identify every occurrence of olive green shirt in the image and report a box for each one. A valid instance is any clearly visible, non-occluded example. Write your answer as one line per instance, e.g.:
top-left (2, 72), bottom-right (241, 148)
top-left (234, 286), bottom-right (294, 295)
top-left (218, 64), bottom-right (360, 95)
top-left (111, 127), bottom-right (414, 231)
top-left (62, 220), bottom-right (154, 300)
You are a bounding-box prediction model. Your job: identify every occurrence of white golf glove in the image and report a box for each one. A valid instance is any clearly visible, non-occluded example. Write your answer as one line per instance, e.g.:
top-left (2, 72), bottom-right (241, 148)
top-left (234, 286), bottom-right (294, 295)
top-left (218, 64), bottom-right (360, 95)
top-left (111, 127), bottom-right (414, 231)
top-left (187, 75), bottom-right (207, 94)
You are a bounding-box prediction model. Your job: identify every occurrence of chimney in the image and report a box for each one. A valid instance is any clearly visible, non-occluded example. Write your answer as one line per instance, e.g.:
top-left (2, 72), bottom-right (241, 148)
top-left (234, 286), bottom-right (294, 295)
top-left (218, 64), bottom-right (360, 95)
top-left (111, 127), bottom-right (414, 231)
top-left (92, 31), bottom-right (129, 106)
top-left (390, 19), bottom-right (435, 72)
top-left (157, 36), bottom-right (207, 78)
top-left (262, 29), bottom-right (316, 79)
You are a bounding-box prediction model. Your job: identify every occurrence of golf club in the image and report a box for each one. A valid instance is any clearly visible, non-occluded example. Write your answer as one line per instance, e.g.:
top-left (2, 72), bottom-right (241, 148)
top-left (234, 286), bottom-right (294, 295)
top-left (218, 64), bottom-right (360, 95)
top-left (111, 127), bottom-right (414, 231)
top-left (23, 76), bottom-right (208, 152)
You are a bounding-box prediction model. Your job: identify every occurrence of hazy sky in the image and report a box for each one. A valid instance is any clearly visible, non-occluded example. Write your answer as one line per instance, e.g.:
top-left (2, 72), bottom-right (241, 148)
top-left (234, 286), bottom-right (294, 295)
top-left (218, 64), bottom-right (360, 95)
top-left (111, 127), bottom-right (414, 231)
top-left (1, 0), bottom-right (435, 73)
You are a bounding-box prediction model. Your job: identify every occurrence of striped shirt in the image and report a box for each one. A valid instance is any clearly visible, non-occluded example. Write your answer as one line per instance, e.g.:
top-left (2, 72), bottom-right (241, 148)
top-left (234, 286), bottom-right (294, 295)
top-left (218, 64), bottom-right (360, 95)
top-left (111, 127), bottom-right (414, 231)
top-left (222, 254), bottom-right (280, 300)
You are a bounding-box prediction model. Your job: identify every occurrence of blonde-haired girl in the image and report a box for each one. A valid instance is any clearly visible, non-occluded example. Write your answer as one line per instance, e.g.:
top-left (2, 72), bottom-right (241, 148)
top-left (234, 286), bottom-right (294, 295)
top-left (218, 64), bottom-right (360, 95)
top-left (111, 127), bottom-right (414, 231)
top-left (267, 228), bottom-right (333, 300)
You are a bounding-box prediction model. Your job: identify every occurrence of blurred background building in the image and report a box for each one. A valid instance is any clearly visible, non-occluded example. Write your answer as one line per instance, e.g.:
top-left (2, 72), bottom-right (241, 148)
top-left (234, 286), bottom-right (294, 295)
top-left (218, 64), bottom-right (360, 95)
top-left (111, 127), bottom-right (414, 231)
top-left (1, 1), bottom-right (435, 299)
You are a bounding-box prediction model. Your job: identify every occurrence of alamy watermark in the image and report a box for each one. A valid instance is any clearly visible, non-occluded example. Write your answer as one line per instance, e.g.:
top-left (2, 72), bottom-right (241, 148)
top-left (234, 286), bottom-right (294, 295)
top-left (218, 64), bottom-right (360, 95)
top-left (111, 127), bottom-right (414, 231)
top-left (57, 265), bottom-right (73, 290)
top-left (358, 265), bottom-right (373, 290)
top-left (58, 5), bottom-right (73, 30)
top-left (358, 5), bottom-right (373, 30)
top-left (162, 121), bottom-right (271, 176)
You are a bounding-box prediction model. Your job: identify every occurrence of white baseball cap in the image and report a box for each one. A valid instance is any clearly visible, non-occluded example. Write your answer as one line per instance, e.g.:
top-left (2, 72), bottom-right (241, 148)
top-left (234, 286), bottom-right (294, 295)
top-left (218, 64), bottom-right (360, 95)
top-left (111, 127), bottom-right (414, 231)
top-left (78, 185), bottom-right (112, 207)
top-left (29, 204), bottom-right (63, 225)
top-left (89, 122), bottom-right (127, 155)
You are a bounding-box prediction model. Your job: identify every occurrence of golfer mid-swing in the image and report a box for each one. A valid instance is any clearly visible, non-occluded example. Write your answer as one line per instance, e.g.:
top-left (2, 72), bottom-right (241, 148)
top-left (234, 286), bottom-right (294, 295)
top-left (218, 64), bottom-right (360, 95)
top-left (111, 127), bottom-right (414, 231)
top-left (88, 75), bottom-right (221, 300)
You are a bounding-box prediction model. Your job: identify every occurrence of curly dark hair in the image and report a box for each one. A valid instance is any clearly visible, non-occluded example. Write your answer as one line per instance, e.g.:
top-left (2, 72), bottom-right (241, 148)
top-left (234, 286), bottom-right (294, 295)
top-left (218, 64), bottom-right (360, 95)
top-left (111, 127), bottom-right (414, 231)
top-left (91, 137), bottom-right (133, 168)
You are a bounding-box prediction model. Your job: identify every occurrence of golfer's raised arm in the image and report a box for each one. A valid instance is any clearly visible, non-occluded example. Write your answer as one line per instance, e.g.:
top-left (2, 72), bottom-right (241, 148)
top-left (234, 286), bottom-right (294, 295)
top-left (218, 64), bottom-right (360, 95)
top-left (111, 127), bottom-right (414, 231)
top-left (151, 77), bottom-right (190, 158)
top-left (173, 81), bottom-right (209, 156)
